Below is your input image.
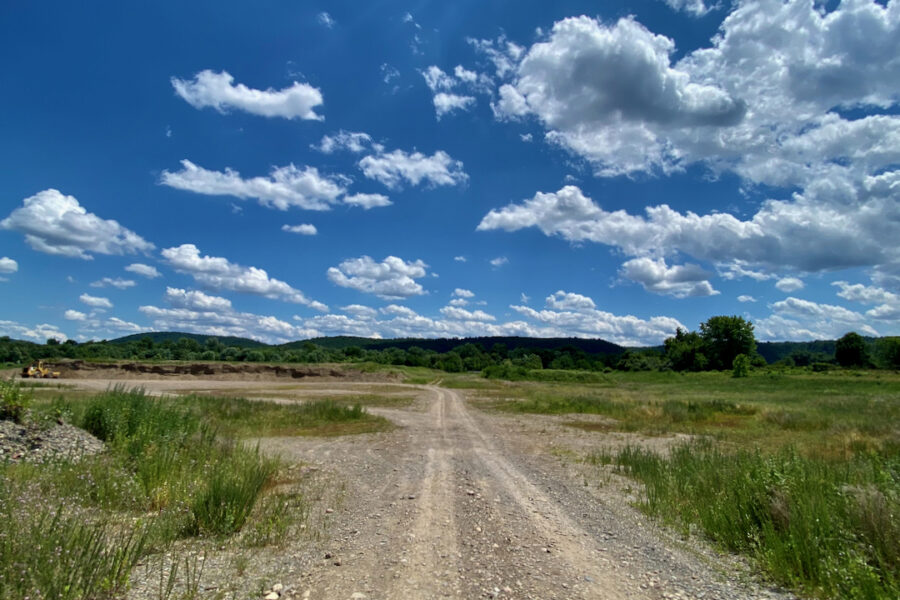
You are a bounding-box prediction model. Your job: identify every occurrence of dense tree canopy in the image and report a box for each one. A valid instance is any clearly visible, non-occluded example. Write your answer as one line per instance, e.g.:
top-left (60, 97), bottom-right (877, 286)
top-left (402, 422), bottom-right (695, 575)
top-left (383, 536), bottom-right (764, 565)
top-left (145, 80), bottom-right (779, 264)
top-left (699, 316), bottom-right (757, 371)
top-left (835, 332), bottom-right (869, 367)
top-left (663, 329), bottom-right (708, 372)
top-left (876, 337), bottom-right (900, 369)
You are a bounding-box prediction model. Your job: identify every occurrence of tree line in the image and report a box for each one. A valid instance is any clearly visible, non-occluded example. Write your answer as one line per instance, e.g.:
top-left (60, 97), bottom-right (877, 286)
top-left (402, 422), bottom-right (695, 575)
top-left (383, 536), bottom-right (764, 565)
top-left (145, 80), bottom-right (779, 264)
top-left (1, 316), bottom-right (898, 374)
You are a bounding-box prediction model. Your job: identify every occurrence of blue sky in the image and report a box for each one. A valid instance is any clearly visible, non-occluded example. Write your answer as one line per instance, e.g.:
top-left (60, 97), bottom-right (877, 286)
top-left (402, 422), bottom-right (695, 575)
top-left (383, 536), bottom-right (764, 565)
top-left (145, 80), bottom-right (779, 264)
top-left (2, 0), bottom-right (900, 346)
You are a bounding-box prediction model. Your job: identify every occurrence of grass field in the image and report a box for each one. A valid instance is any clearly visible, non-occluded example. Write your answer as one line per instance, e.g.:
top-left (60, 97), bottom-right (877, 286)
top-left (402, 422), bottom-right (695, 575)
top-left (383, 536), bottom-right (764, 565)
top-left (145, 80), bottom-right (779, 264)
top-left (465, 369), bottom-right (900, 599)
top-left (0, 380), bottom-right (388, 600)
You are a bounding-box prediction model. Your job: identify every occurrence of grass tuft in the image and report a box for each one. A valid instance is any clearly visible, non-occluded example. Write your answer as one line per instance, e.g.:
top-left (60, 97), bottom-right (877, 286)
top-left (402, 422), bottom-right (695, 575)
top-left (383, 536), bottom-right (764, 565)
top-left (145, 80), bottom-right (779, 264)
top-left (187, 445), bottom-right (278, 536)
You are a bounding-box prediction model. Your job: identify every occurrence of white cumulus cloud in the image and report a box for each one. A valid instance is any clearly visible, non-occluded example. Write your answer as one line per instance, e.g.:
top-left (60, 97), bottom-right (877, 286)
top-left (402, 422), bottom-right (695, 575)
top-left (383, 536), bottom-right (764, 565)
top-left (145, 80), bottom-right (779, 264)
top-left (164, 287), bottom-right (233, 312)
top-left (171, 70), bottom-right (323, 120)
top-left (474, 4), bottom-right (900, 294)
top-left (756, 295), bottom-right (880, 341)
top-left (359, 149), bottom-right (468, 189)
top-left (663, 0), bottom-right (715, 17)
top-left (288, 289), bottom-right (689, 345)
top-left (0, 320), bottom-right (68, 343)
top-left (314, 130), bottom-right (377, 154)
top-left (90, 277), bottom-right (136, 290)
top-left (0, 257), bottom-right (17, 274)
top-left (546, 291), bottom-right (595, 312)
top-left (510, 291), bottom-right (685, 346)
top-left (1, 189), bottom-right (154, 260)
top-left (140, 291), bottom-right (316, 344)
top-left (125, 263), bottom-right (161, 278)
top-left (282, 224), bottom-right (317, 235)
top-left (317, 12), bottom-right (335, 28)
top-left (478, 185), bottom-right (897, 275)
top-left (440, 306), bottom-right (496, 322)
top-left (343, 193), bottom-right (392, 210)
top-left (341, 304), bottom-right (379, 319)
top-left (832, 281), bottom-right (900, 322)
top-left (620, 257), bottom-right (718, 298)
top-left (775, 277), bottom-right (805, 293)
top-left (491, 16), bottom-right (746, 176)
top-left (161, 244), bottom-right (327, 310)
top-left (433, 93), bottom-right (476, 119)
top-left (327, 255), bottom-right (428, 299)
top-left (421, 65), bottom-right (488, 119)
top-left (79, 293), bottom-right (112, 309)
top-left (161, 160), bottom-right (345, 211)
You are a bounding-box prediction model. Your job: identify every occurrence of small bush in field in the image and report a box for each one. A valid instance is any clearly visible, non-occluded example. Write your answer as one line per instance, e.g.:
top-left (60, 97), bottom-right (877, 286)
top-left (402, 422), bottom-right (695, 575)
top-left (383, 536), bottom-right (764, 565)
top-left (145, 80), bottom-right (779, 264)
top-left (0, 377), bottom-right (31, 423)
top-left (188, 445), bottom-right (277, 536)
top-left (732, 353), bottom-right (751, 378)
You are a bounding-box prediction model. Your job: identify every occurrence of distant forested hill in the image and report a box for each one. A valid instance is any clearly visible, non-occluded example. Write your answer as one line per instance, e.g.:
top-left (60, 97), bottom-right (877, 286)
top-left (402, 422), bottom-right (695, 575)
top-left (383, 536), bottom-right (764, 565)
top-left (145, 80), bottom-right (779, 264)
top-left (110, 332), bottom-right (267, 348)
top-left (284, 336), bottom-right (625, 355)
top-left (756, 340), bottom-right (838, 364)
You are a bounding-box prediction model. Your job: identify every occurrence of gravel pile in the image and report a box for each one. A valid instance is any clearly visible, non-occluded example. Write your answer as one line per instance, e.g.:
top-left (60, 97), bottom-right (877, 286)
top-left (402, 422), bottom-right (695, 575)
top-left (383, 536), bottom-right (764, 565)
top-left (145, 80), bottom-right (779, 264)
top-left (0, 419), bottom-right (105, 463)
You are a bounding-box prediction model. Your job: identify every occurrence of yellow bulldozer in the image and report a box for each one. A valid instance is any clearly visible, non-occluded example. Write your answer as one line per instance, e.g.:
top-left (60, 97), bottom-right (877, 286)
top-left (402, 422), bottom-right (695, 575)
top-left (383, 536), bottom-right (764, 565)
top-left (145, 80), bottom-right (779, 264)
top-left (21, 360), bottom-right (61, 379)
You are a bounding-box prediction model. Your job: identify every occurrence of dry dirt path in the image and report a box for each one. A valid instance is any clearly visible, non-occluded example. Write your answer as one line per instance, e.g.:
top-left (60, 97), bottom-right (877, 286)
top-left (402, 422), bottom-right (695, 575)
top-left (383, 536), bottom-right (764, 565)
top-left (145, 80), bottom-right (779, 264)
top-left (59, 377), bottom-right (792, 600)
top-left (256, 385), bottom-right (791, 600)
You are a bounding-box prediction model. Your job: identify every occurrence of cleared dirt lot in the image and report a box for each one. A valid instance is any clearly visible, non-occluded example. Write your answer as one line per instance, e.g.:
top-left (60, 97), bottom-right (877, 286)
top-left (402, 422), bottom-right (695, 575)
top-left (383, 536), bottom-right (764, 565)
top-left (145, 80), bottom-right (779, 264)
top-left (55, 373), bottom-right (792, 600)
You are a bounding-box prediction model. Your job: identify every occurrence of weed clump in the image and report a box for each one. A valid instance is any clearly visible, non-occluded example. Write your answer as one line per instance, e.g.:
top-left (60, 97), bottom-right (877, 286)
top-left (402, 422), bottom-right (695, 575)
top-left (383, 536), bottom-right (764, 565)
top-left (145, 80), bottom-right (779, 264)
top-left (187, 445), bottom-right (277, 536)
top-left (0, 377), bottom-right (31, 423)
top-left (613, 441), bottom-right (900, 599)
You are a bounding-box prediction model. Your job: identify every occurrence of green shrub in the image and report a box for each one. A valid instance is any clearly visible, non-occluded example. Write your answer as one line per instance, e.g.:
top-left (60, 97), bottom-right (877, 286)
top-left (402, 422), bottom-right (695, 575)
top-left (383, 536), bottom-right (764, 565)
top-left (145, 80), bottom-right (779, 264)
top-left (482, 362), bottom-right (608, 383)
top-left (732, 353), bottom-right (751, 378)
top-left (811, 362), bottom-right (835, 372)
top-left (0, 377), bottom-right (31, 423)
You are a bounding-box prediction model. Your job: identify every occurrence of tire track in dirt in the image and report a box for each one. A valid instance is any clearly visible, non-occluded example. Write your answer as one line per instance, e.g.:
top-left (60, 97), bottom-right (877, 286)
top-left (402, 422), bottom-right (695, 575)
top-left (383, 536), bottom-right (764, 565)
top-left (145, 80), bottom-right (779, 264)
top-left (386, 392), bottom-right (462, 598)
top-left (432, 385), bottom-right (635, 599)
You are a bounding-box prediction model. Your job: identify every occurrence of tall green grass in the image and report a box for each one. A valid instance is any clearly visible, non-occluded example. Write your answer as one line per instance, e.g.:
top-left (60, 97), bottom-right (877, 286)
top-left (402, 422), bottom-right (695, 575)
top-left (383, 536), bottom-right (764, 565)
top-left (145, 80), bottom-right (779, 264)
top-left (477, 370), bottom-right (900, 454)
top-left (0, 499), bottom-right (147, 600)
top-left (609, 441), bottom-right (900, 599)
top-left (187, 445), bottom-right (277, 536)
top-left (0, 387), bottom-right (287, 599)
top-left (177, 395), bottom-right (384, 437)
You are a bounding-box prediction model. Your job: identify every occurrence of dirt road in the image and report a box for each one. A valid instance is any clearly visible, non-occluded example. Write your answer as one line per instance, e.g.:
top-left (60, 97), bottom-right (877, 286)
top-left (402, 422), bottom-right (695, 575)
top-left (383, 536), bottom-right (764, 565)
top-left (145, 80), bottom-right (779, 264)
top-left (62, 377), bottom-right (790, 599)
top-left (256, 384), bottom-right (790, 600)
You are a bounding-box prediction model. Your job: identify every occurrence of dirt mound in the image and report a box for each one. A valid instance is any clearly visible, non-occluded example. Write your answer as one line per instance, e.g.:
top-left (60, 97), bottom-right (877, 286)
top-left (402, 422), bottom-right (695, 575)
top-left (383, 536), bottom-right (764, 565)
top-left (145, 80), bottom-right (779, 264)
top-left (55, 360), bottom-right (397, 382)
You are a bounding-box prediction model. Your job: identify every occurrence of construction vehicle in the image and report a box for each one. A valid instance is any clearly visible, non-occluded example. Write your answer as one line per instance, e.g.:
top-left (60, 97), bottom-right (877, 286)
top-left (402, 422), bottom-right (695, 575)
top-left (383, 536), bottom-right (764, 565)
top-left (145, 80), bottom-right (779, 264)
top-left (21, 360), bottom-right (61, 379)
